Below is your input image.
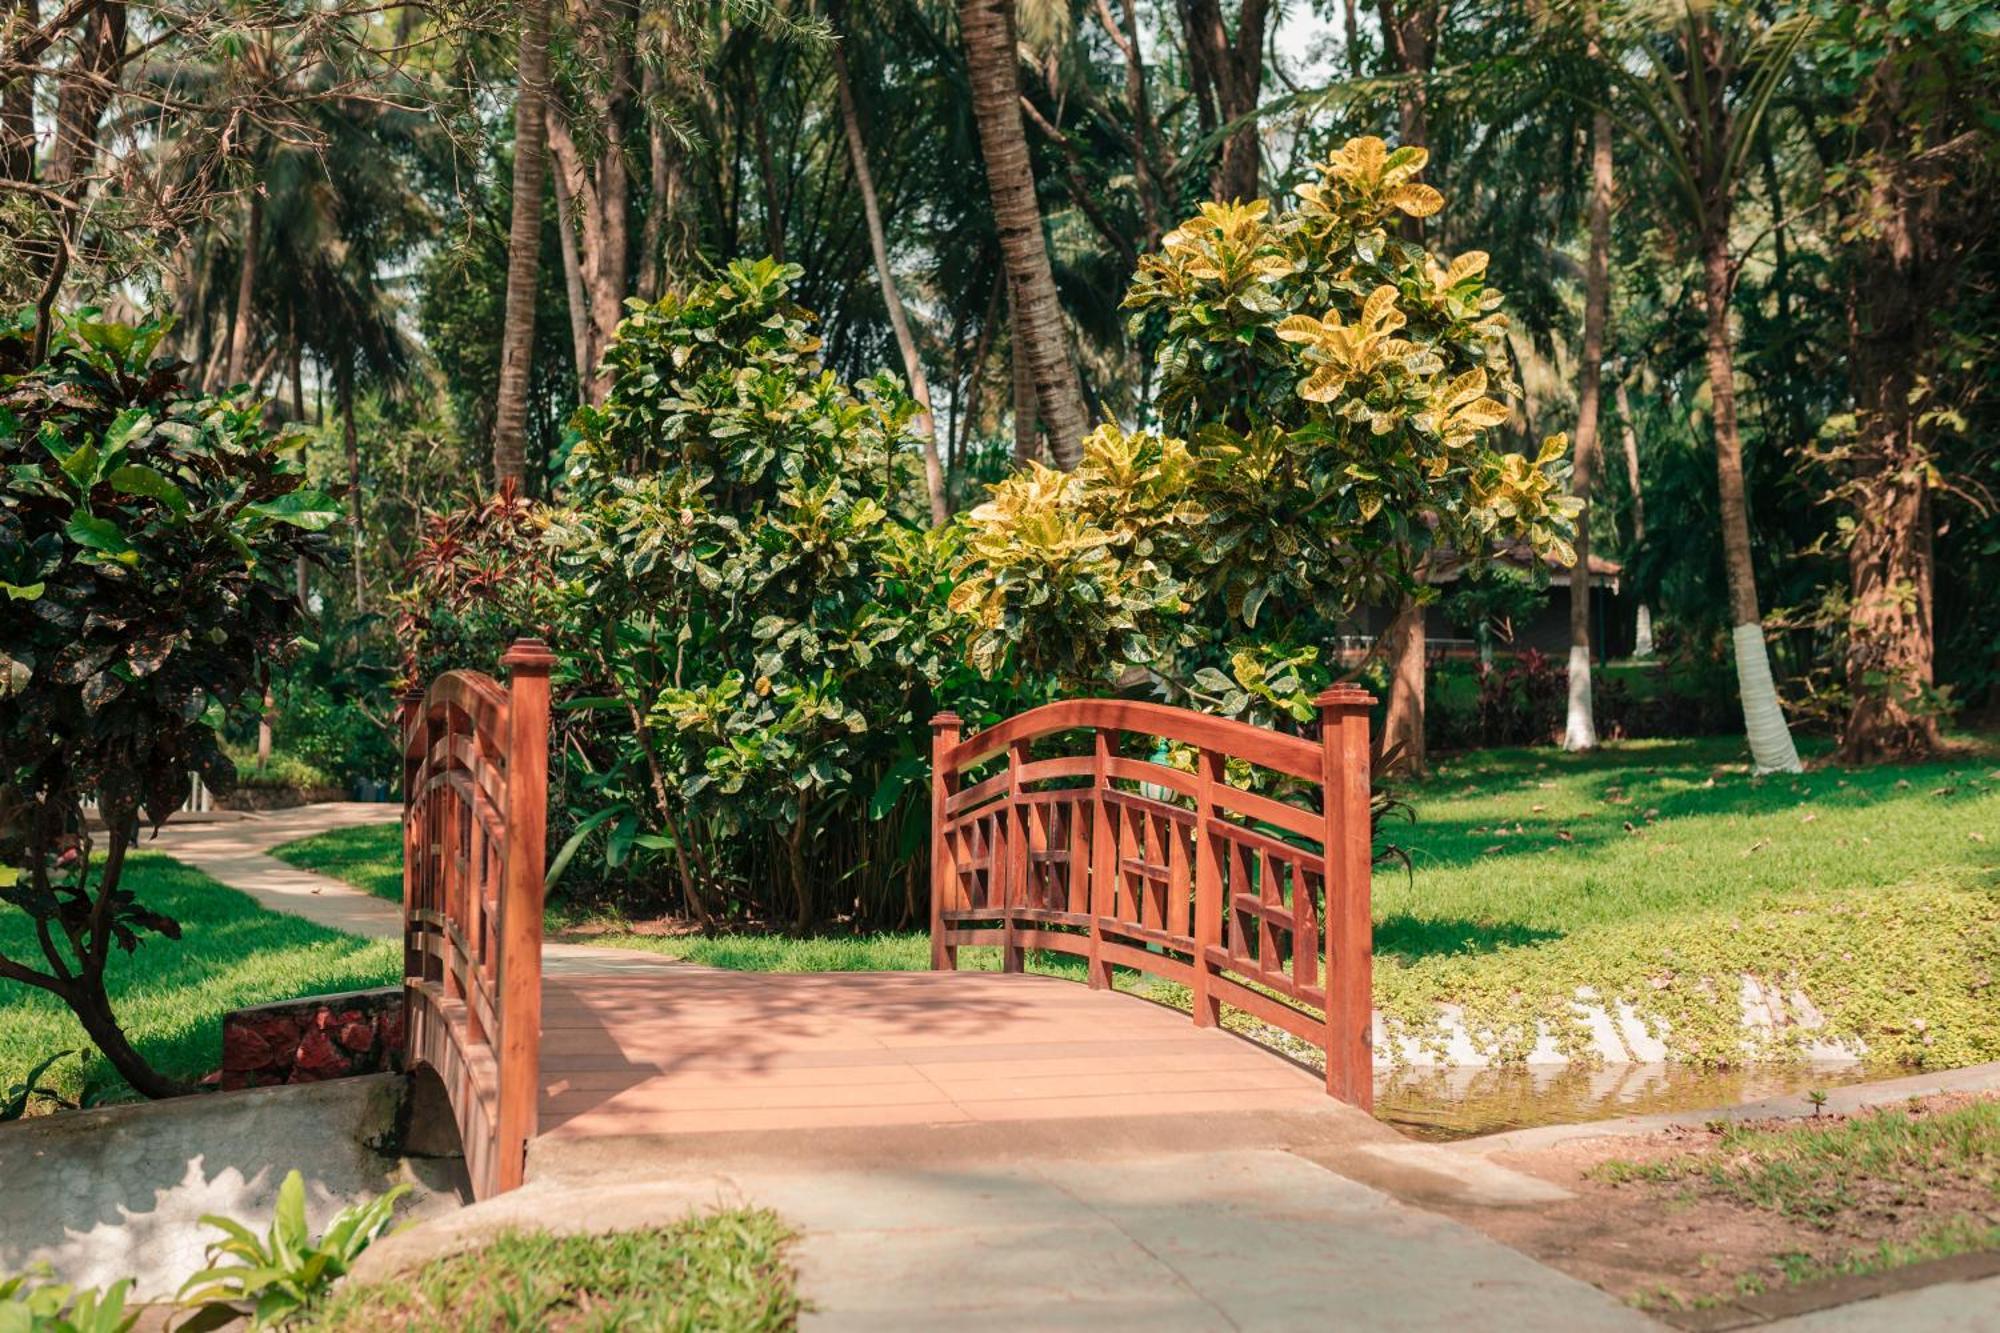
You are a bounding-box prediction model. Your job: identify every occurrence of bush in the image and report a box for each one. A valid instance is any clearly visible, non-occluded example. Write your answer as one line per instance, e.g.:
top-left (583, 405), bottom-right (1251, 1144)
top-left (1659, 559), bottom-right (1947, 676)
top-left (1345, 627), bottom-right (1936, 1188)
top-left (954, 137), bottom-right (1582, 727)
top-left (0, 312), bottom-right (337, 1097)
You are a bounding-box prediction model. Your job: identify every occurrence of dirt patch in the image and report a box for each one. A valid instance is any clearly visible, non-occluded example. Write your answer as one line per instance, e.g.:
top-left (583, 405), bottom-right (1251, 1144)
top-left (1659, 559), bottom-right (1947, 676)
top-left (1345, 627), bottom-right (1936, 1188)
top-left (1432, 1092), bottom-right (2000, 1316)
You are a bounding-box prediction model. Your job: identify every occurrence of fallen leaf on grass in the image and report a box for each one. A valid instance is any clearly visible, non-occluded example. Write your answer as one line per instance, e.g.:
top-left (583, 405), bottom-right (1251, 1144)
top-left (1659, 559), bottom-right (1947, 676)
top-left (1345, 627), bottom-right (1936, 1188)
top-left (1743, 838), bottom-right (1771, 856)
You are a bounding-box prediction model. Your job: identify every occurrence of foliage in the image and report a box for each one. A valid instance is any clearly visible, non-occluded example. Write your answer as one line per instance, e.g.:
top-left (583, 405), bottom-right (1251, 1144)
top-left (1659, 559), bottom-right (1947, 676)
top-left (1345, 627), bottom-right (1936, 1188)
top-left (297, 1210), bottom-right (801, 1333)
top-left (451, 258), bottom-right (995, 928)
top-left (954, 138), bottom-right (1581, 728)
top-left (0, 313), bottom-right (339, 1095)
top-left (180, 1171), bottom-right (410, 1331)
top-left (0, 1267), bottom-right (136, 1333)
top-left (261, 612), bottom-right (402, 788)
top-left (0, 1050), bottom-right (77, 1121)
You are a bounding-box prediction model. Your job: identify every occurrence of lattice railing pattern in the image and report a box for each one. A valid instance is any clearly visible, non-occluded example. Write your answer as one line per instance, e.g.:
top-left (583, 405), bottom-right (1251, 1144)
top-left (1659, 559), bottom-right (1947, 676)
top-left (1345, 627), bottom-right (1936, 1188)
top-left (400, 639), bottom-right (552, 1198)
top-left (930, 691), bottom-right (1376, 1108)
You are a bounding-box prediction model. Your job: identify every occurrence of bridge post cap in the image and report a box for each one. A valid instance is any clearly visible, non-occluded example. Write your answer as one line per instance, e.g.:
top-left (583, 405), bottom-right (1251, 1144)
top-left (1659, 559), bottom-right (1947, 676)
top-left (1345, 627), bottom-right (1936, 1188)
top-left (500, 637), bottom-right (557, 672)
top-left (929, 711), bottom-right (963, 729)
top-left (1314, 685), bottom-right (1377, 708)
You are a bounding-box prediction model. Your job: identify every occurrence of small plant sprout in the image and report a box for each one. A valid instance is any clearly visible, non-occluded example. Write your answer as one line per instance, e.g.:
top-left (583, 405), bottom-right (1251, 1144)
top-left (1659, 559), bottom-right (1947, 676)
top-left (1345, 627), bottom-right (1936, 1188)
top-left (178, 1171), bottom-right (411, 1329)
top-left (1807, 1089), bottom-right (1829, 1117)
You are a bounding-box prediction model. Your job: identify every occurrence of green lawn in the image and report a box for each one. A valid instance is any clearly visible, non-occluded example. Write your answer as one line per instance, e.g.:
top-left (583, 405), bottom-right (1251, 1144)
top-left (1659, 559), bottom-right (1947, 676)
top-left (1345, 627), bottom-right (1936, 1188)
top-left (270, 823), bottom-right (404, 901)
top-left (0, 853), bottom-right (398, 1107)
top-left (301, 1210), bottom-right (800, 1332)
top-left (271, 735), bottom-right (2000, 1068)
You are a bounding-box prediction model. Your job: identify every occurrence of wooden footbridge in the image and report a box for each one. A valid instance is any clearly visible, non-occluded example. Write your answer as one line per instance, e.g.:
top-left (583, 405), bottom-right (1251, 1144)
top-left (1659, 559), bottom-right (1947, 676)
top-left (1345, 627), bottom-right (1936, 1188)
top-left (402, 641), bottom-right (1377, 1198)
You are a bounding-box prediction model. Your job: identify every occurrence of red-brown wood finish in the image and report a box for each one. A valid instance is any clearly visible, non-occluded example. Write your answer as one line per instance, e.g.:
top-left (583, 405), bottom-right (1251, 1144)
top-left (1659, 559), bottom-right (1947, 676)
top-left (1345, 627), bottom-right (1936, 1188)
top-left (400, 638), bottom-right (554, 1198)
top-left (929, 690), bottom-right (1377, 1110)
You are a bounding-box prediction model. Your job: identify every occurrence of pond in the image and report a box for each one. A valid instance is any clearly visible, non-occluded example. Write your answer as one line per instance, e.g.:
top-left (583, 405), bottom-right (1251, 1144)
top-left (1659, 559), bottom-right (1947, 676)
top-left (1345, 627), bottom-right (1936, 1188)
top-left (1375, 1061), bottom-right (1889, 1141)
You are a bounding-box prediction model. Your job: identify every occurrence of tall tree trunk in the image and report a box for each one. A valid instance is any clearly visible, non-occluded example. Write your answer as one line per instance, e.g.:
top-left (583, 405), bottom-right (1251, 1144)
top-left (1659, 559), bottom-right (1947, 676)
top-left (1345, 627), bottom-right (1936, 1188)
top-left (1377, 0), bottom-right (1441, 770)
top-left (1010, 301), bottom-right (1040, 463)
top-left (1703, 226), bottom-right (1801, 773)
top-left (546, 14), bottom-right (634, 409)
top-left (1381, 595), bottom-right (1426, 775)
top-left (637, 59), bottom-right (686, 302)
top-left (548, 120), bottom-right (593, 384)
top-left (224, 190), bottom-right (261, 386)
top-left (1837, 141), bottom-right (1937, 763)
top-left (340, 355), bottom-right (365, 612)
top-left (1615, 379), bottom-right (1653, 657)
top-left (1178, 0), bottom-right (1268, 202)
top-left (42, 0), bottom-right (124, 190)
top-left (0, 0), bottom-right (36, 180)
top-left (960, 0), bottom-right (1089, 469)
top-left (1564, 90), bottom-right (1613, 752)
top-left (492, 0), bottom-right (554, 488)
top-left (831, 21), bottom-right (947, 525)
top-left (1097, 0), bottom-right (1166, 249)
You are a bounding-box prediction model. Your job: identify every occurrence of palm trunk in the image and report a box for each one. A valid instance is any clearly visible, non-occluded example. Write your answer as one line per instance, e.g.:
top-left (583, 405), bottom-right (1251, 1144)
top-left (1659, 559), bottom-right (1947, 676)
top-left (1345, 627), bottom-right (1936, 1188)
top-left (492, 0), bottom-right (553, 488)
top-left (1615, 379), bottom-right (1653, 658)
top-left (1564, 92), bottom-right (1612, 752)
top-left (1703, 227), bottom-right (1801, 774)
top-left (548, 120), bottom-right (593, 384)
top-left (960, 0), bottom-right (1088, 468)
top-left (1838, 142), bottom-right (1937, 763)
top-left (225, 190), bottom-right (261, 386)
top-left (832, 26), bottom-right (947, 525)
top-left (637, 59), bottom-right (685, 302)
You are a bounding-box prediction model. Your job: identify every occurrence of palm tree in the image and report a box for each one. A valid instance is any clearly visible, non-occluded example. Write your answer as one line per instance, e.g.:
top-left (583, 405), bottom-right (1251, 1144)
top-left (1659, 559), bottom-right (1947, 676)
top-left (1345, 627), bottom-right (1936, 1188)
top-left (492, 0), bottom-right (553, 489)
top-left (1564, 10), bottom-right (1613, 753)
top-left (830, 3), bottom-right (948, 523)
top-left (1618, 4), bottom-right (1809, 772)
top-left (959, 0), bottom-right (1088, 468)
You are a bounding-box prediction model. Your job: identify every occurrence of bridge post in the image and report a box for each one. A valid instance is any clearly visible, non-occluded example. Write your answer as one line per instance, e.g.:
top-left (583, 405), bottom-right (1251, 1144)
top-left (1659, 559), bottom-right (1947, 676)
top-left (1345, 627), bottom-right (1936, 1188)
top-left (929, 713), bottom-right (961, 971)
top-left (397, 686), bottom-right (424, 1059)
top-left (1317, 686), bottom-right (1376, 1110)
top-left (1086, 729), bottom-right (1115, 989)
top-left (495, 637), bottom-right (554, 1194)
top-left (1191, 747), bottom-right (1223, 1026)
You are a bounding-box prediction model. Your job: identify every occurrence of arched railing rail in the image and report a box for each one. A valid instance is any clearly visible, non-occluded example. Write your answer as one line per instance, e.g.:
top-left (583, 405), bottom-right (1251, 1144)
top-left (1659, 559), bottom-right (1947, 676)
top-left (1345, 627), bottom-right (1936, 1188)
top-left (400, 638), bottom-right (553, 1198)
top-left (930, 688), bottom-right (1376, 1108)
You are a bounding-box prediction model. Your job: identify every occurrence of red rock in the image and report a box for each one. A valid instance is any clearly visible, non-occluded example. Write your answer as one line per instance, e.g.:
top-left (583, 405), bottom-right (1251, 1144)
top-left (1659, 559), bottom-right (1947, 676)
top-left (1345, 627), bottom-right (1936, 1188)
top-left (222, 1015), bottom-right (299, 1072)
top-left (335, 1021), bottom-right (377, 1053)
top-left (293, 1028), bottom-right (347, 1077)
top-left (379, 1009), bottom-right (404, 1052)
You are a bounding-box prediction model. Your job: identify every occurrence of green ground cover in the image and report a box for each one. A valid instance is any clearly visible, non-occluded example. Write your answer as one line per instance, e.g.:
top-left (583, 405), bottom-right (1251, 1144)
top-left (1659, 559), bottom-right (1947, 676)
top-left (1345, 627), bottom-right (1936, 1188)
top-left (0, 853), bottom-right (398, 1107)
top-left (300, 1210), bottom-right (801, 1332)
top-left (273, 736), bottom-right (2000, 1068)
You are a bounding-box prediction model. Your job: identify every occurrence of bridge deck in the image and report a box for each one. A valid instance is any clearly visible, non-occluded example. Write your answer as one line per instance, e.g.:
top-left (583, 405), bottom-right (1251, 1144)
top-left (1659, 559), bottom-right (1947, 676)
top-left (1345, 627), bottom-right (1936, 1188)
top-left (535, 970), bottom-right (1329, 1146)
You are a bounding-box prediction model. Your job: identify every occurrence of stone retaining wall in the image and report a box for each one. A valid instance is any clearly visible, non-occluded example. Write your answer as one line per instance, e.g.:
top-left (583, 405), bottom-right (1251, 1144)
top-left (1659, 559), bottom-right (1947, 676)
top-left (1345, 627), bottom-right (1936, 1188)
top-left (217, 986), bottom-right (403, 1090)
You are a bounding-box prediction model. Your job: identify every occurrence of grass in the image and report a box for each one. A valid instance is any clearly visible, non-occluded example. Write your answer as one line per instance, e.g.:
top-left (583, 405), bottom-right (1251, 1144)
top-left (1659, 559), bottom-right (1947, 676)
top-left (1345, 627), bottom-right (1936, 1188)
top-left (271, 734), bottom-right (2000, 1068)
top-left (0, 853), bottom-right (398, 1107)
top-left (1595, 1096), bottom-right (2000, 1227)
top-left (270, 823), bottom-right (404, 901)
top-left (1595, 1095), bottom-right (2000, 1295)
top-left (300, 1210), bottom-right (801, 1332)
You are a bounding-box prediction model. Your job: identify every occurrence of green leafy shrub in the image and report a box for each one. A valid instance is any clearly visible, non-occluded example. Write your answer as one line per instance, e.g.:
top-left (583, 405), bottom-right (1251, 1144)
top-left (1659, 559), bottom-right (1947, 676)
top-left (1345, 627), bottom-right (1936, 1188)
top-left (0, 1267), bottom-right (135, 1333)
top-left (955, 137), bottom-right (1582, 727)
top-left (0, 1049), bottom-right (76, 1121)
top-left (0, 312), bottom-right (338, 1098)
top-left (179, 1171), bottom-right (409, 1330)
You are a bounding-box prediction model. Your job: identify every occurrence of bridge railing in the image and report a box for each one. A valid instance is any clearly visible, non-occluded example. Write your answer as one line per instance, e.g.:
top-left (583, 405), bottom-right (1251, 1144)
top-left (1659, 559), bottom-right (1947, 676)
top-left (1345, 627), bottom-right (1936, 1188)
top-left (929, 689), bottom-right (1377, 1108)
top-left (399, 638), bottom-right (553, 1198)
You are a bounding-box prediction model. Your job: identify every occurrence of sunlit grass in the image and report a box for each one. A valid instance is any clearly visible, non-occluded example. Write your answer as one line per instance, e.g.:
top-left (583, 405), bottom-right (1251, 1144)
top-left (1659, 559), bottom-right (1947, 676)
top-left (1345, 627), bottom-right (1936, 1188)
top-left (0, 853), bottom-right (398, 1107)
top-left (270, 823), bottom-right (404, 902)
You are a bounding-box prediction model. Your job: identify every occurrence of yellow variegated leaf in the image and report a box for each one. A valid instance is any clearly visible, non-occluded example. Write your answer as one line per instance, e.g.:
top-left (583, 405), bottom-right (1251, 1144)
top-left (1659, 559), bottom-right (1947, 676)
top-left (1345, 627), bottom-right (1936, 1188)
top-left (1361, 285), bottom-right (1402, 333)
top-left (1443, 368), bottom-right (1487, 410)
top-left (1357, 491), bottom-right (1383, 521)
top-left (1536, 432), bottom-right (1570, 465)
top-left (1388, 184), bottom-right (1444, 217)
top-left (1445, 251), bottom-right (1490, 286)
top-left (1299, 365), bottom-right (1346, 402)
top-left (1276, 313), bottom-right (1328, 343)
top-left (1383, 144), bottom-right (1430, 184)
top-left (1457, 397), bottom-right (1511, 429)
